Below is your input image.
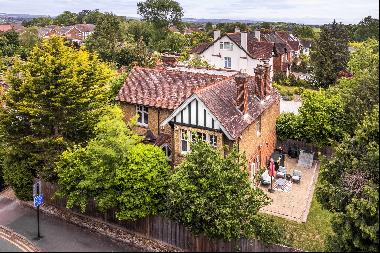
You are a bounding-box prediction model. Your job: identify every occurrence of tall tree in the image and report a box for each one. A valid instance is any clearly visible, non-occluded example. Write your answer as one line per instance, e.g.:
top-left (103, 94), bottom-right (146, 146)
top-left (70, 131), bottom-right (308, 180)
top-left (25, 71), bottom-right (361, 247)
top-left (77, 9), bottom-right (104, 24)
top-left (55, 106), bottom-right (170, 220)
top-left (317, 107), bottom-right (379, 251)
top-left (166, 140), bottom-right (279, 241)
top-left (0, 37), bottom-right (113, 199)
top-left (137, 0), bottom-right (183, 31)
top-left (310, 20), bottom-right (349, 87)
top-left (53, 11), bottom-right (78, 25)
top-left (354, 16), bottom-right (379, 41)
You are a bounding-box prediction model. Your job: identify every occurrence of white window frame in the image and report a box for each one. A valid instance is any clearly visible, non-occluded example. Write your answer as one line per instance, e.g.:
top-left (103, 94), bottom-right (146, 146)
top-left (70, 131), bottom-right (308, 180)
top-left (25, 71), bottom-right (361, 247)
top-left (181, 130), bottom-right (191, 154)
top-left (250, 161), bottom-right (256, 181)
top-left (256, 116), bottom-right (261, 137)
top-left (136, 105), bottom-right (149, 126)
top-left (161, 144), bottom-right (172, 161)
top-left (224, 57), bottom-right (232, 69)
top-left (220, 41), bottom-right (233, 50)
top-left (209, 134), bottom-right (218, 147)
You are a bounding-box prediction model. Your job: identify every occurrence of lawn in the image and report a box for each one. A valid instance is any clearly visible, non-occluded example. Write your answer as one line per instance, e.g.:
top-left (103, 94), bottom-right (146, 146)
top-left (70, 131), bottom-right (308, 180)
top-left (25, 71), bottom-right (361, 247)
top-left (264, 188), bottom-right (334, 251)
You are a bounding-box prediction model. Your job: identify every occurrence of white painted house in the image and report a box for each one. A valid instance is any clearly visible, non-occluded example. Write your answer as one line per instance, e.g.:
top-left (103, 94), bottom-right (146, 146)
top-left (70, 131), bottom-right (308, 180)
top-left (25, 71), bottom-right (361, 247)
top-left (190, 28), bottom-right (275, 79)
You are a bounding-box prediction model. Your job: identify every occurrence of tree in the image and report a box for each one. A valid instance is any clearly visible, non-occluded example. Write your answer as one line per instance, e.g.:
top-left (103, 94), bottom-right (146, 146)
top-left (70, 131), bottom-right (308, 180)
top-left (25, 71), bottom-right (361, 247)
top-left (137, 0), bottom-right (183, 31)
top-left (354, 16), bottom-right (379, 41)
top-left (166, 140), bottom-right (278, 241)
top-left (19, 26), bottom-right (41, 50)
top-left (0, 30), bottom-right (22, 57)
top-left (317, 107), bottom-right (379, 251)
top-left (54, 11), bottom-right (78, 25)
top-left (22, 16), bottom-right (53, 27)
top-left (85, 12), bottom-right (127, 64)
top-left (125, 20), bottom-right (154, 46)
top-left (55, 106), bottom-right (170, 220)
top-left (77, 9), bottom-right (104, 24)
top-left (0, 37), bottom-right (113, 199)
top-left (310, 20), bottom-right (349, 88)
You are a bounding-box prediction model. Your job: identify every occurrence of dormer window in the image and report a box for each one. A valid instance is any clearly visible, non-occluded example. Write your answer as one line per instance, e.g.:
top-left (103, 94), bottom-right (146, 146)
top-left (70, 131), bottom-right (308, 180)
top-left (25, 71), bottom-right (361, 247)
top-left (220, 42), bottom-right (233, 50)
top-left (136, 105), bottom-right (148, 126)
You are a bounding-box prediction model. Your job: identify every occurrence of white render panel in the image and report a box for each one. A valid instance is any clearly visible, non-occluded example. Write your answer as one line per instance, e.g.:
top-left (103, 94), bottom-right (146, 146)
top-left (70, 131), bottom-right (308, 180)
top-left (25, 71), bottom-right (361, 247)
top-left (182, 106), bottom-right (189, 123)
top-left (190, 99), bottom-right (197, 125)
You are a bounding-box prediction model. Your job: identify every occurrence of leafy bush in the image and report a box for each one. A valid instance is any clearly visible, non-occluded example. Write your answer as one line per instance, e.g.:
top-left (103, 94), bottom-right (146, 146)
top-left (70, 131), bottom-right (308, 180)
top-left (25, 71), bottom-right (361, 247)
top-left (166, 140), bottom-right (275, 241)
top-left (276, 113), bottom-right (302, 141)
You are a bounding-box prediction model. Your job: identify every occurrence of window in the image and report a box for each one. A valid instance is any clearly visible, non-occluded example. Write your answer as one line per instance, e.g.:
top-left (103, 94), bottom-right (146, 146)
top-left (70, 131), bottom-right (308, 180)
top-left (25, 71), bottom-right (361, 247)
top-left (136, 105), bottom-right (148, 126)
top-left (161, 144), bottom-right (172, 161)
top-left (224, 57), bottom-right (231, 69)
top-left (250, 162), bottom-right (256, 181)
top-left (256, 116), bottom-right (261, 136)
top-left (220, 41), bottom-right (233, 50)
top-left (196, 132), bottom-right (207, 142)
top-left (181, 130), bottom-right (191, 154)
top-left (209, 135), bottom-right (218, 147)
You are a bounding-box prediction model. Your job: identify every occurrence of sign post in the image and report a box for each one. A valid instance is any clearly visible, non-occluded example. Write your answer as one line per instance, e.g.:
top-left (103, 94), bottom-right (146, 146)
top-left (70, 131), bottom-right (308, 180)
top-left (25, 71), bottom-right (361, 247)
top-left (33, 181), bottom-right (44, 239)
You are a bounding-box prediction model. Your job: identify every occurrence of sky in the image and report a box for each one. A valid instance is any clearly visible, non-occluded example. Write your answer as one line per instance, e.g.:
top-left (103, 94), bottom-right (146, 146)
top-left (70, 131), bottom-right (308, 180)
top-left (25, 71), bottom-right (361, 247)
top-left (0, 0), bottom-right (378, 25)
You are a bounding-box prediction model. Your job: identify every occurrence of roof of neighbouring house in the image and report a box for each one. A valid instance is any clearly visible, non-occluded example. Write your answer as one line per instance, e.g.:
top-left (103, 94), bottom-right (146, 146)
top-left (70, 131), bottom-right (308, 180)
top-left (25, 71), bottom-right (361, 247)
top-left (0, 24), bottom-right (13, 32)
top-left (300, 39), bottom-right (312, 48)
top-left (116, 66), bottom-right (236, 110)
top-left (74, 24), bottom-right (95, 32)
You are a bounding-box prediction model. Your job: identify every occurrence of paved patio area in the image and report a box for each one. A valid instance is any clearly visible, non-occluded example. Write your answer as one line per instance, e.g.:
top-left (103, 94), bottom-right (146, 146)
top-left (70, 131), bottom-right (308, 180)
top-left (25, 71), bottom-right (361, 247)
top-left (259, 155), bottom-right (319, 223)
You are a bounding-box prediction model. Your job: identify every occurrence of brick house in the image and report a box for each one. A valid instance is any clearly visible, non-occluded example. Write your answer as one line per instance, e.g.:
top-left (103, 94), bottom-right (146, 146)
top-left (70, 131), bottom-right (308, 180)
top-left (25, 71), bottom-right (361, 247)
top-left (116, 56), bottom-right (280, 181)
top-left (37, 24), bottom-right (95, 44)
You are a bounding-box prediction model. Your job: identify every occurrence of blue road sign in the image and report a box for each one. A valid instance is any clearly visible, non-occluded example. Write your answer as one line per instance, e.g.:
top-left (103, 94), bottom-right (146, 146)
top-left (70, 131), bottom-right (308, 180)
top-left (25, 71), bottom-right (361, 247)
top-left (33, 194), bottom-right (44, 207)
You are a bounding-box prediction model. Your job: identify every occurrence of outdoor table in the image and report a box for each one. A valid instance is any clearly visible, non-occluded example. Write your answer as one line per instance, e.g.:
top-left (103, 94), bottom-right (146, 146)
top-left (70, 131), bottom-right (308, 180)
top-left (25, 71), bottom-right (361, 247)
top-left (276, 178), bottom-right (286, 187)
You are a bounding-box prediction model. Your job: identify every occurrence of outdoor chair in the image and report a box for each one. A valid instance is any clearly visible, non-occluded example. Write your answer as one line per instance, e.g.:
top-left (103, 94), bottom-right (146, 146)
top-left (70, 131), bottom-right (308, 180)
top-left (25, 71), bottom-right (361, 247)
top-left (261, 170), bottom-right (272, 185)
top-left (292, 170), bottom-right (302, 183)
top-left (277, 166), bottom-right (287, 178)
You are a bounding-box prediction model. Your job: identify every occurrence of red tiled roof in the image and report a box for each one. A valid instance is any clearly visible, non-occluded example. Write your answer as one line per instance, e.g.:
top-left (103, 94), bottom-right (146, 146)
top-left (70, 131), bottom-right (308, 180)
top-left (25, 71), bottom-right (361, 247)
top-left (116, 66), bottom-right (232, 110)
top-left (0, 24), bottom-right (13, 33)
top-left (195, 77), bottom-right (280, 139)
top-left (190, 42), bottom-right (211, 54)
top-left (75, 24), bottom-right (95, 32)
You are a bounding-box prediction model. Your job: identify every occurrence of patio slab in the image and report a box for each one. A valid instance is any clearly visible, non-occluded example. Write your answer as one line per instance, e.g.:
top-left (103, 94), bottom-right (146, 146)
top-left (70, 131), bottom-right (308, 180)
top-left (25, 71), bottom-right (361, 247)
top-left (259, 155), bottom-right (320, 223)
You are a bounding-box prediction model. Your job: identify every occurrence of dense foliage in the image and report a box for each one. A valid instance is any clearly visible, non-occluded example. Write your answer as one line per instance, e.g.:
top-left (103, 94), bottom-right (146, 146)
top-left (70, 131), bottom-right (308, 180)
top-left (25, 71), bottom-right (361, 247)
top-left (55, 106), bottom-right (170, 220)
top-left (0, 37), bottom-right (113, 199)
top-left (317, 107), bottom-right (379, 251)
top-left (166, 140), bottom-right (280, 242)
top-left (310, 20), bottom-right (349, 88)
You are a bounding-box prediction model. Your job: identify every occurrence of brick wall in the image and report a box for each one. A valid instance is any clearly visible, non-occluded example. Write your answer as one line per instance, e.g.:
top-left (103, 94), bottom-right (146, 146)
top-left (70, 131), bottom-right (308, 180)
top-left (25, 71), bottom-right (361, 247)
top-left (238, 96), bottom-right (280, 177)
top-left (273, 55), bottom-right (282, 74)
top-left (65, 27), bottom-right (82, 40)
top-left (120, 103), bottom-right (173, 137)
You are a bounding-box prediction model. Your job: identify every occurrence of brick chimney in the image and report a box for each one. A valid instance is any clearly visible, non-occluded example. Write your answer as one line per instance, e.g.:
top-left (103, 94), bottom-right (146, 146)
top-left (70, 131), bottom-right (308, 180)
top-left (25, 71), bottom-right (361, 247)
top-left (263, 60), bottom-right (271, 96)
top-left (254, 65), bottom-right (265, 100)
top-left (214, 30), bottom-right (221, 41)
top-left (161, 54), bottom-right (177, 67)
top-left (235, 73), bottom-right (249, 114)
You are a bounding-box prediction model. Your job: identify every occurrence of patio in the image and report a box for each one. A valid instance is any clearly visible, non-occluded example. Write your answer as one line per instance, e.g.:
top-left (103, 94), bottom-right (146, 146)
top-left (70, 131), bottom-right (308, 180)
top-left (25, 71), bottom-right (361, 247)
top-left (259, 154), bottom-right (320, 223)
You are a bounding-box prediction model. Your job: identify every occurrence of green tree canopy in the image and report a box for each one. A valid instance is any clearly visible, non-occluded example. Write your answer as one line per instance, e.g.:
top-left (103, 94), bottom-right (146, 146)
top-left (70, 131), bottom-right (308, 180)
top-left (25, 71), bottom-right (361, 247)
top-left (137, 0), bottom-right (183, 30)
top-left (0, 37), bottom-right (113, 199)
top-left (55, 106), bottom-right (170, 220)
top-left (317, 107), bottom-right (379, 251)
top-left (310, 20), bottom-right (349, 88)
top-left (53, 11), bottom-right (78, 25)
top-left (166, 140), bottom-right (278, 241)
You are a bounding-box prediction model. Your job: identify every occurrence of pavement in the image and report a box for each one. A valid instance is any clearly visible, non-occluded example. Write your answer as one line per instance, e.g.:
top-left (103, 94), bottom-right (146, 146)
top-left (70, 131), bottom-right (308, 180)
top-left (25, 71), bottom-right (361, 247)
top-left (0, 196), bottom-right (140, 252)
top-left (0, 238), bottom-right (22, 252)
top-left (280, 98), bottom-right (302, 114)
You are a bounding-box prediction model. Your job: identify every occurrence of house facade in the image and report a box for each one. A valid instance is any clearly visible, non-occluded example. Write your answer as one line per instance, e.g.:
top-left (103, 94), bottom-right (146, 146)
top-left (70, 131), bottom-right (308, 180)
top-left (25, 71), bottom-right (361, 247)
top-left (190, 29), bottom-right (274, 79)
top-left (116, 57), bottom-right (280, 181)
top-left (37, 24), bottom-right (95, 44)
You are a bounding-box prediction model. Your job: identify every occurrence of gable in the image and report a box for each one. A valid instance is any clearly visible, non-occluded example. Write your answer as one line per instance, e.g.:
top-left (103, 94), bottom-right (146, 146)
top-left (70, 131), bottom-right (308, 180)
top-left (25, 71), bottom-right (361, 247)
top-left (161, 94), bottom-right (234, 140)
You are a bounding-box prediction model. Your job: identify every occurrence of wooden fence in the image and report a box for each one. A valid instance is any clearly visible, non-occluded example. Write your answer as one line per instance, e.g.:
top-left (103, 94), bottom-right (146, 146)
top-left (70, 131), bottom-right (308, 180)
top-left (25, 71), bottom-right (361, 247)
top-left (42, 181), bottom-right (299, 252)
top-left (277, 139), bottom-right (333, 160)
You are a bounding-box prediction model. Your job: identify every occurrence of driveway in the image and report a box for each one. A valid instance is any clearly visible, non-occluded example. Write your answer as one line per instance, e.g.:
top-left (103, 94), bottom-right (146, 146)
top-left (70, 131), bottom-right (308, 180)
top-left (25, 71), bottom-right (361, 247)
top-left (0, 196), bottom-right (139, 252)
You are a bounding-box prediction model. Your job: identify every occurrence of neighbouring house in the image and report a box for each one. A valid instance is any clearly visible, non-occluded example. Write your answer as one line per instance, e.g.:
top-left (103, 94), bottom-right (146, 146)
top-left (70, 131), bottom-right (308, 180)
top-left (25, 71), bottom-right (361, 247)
top-left (190, 28), bottom-right (274, 80)
top-left (300, 39), bottom-right (312, 56)
top-left (0, 23), bottom-right (25, 33)
top-left (259, 30), bottom-right (301, 76)
top-left (37, 24), bottom-right (95, 44)
top-left (116, 55), bottom-right (280, 181)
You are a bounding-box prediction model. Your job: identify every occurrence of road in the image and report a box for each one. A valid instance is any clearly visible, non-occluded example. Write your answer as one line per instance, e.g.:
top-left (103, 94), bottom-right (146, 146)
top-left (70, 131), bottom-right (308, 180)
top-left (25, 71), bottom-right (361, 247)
top-left (0, 196), bottom-right (140, 252)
